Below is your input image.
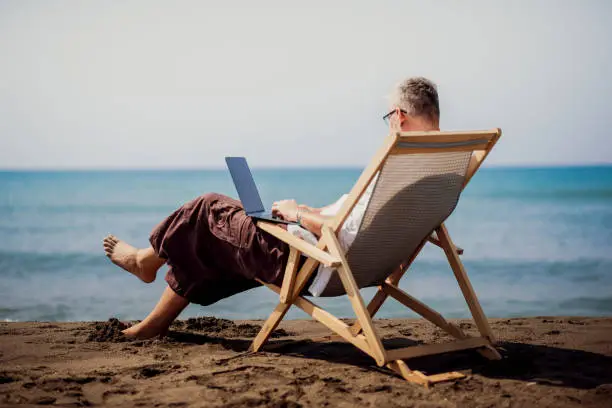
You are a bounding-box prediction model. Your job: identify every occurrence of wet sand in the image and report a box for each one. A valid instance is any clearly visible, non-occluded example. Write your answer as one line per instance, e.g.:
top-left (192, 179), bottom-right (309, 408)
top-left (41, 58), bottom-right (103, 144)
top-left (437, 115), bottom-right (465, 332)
top-left (1, 317), bottom-right (612, 407)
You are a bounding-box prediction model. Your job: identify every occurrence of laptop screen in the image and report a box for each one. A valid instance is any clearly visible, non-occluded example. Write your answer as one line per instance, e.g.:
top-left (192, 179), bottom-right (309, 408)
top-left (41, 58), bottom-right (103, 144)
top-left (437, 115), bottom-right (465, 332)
top-left (225, 157), bottom-right (265, 214)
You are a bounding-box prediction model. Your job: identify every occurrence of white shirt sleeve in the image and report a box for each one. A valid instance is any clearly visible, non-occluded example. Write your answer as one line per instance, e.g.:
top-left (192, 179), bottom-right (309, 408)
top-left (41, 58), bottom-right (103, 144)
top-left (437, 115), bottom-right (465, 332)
top-left (320, 194), bottom-right (348, 217)
top-left (335, 186), bottom-right (374, 251)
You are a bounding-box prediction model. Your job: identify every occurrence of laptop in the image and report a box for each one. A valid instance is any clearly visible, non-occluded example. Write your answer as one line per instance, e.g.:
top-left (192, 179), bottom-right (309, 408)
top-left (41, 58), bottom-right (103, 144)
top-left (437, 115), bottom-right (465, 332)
top-left (225, 157), bottom-right (297, 225)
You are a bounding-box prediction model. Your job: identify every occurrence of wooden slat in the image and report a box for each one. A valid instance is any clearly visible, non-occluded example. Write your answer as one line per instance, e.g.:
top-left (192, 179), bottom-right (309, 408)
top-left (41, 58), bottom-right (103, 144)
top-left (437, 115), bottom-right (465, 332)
top-left (258, 279), bottom-right (374, 358)
top-left (294, 297), bottom-right (373, 359)
top-left (480, 345), bottom-right (503, 360)
top-left (425, 371), bottom-right (466, 383)
top-left (381, 281), bottom-right (499, 360)
top-left (280, 248), bottom-right (300, 304)
top-left (428, 235), bottom-right (463, 255)
top-left (322, 226), bottom-right (387, 366)
top-left (390, 143), bottom-right (490, 155)
top-left (397, 129), bottom-right (500, 140)
top-left (384, 230), bottom-right (499, 361)
top-left (251, 258), bottom-right (320, 352)
top-left (256, 222), bottom-right (341, 267)
top-left (386, 360), bottom-right (430, 387)
top-left (396, 133), bottom-right (495, 144)
top-left (348, 289), bottom-right (387, 336)
top-left (464, 128), bottom-right (502, 186)
top-left (386, 337), bottom-right (489, 361)
top-left (293, 259), bottom-right (318, 292)
top-left (386, 360), bottom-right (465, 387)
top-left (436, 225), bottom-right (496, 343)
top-left (250, 300), bottom-right (292, 352)
top-left (382, 283), bottom-right (467, 340)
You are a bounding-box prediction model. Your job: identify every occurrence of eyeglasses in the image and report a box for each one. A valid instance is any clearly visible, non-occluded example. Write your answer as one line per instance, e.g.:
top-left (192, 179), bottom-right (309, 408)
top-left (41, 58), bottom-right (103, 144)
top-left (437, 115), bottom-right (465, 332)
top-left (382, 108), bottom-right (407, 125)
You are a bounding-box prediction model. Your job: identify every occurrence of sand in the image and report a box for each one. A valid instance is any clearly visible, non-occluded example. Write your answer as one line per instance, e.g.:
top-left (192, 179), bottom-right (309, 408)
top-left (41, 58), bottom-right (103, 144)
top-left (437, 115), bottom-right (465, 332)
top-left (1, 316), bottom-right (612, 407)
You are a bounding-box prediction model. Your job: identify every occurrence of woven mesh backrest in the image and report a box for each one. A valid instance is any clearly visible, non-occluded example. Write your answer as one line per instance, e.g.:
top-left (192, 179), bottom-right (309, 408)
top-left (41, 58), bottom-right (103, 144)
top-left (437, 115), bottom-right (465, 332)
top-left (320, 150), bottom-right (472, 297)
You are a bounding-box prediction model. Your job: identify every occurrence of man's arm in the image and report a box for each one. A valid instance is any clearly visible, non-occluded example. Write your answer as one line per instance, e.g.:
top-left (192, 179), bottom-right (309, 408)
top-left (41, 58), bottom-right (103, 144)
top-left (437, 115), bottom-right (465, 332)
top-left (299, 192), bottom-right (349, 215)
top-left (272, 200), bottom-right (331, 237)
top-left (298, 203), bottom-right (337, 215)
top-left (297, 210), bottom-right (333, 237)
top-left (298, 204), bottom-right (321, 214)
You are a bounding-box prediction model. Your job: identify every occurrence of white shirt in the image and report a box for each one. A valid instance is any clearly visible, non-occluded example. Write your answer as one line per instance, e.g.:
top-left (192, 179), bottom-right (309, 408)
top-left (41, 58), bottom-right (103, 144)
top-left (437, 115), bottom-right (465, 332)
top-left (287, 175), bottom-right (378, 296)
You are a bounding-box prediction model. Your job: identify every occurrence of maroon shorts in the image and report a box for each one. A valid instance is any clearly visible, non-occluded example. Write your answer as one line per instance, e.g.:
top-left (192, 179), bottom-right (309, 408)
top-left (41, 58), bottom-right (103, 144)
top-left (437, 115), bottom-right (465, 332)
top-left (149, 193), bottom-right (290, 306)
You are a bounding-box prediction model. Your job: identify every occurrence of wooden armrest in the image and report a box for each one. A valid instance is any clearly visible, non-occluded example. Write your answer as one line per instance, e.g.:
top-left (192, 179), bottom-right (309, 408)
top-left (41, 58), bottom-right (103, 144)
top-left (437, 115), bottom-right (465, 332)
top-left (428, 233), bottom-right (464, 255)
top-left (257, 222), bottom-right (342, 268)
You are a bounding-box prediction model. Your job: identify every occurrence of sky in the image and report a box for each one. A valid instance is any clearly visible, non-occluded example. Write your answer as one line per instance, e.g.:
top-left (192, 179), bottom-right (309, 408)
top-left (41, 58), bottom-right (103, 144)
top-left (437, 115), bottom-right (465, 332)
top-left (0, 1), bottom-right (611, 169)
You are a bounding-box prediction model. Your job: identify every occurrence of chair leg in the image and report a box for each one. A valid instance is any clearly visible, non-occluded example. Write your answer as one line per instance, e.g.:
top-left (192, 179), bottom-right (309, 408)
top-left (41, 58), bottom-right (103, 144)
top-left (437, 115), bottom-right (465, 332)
top-left (382, 283), bottom-right (467, 339)
top-left (251, 257), bottom-right (320, 352)
top-left (436, 224), bottom-right (498, 350)
top-left (251, 301), bottom-right (292, 352)
top-left (280, 248), bottom-right (300, 304)
top-left (383, 282), bottom-right (501, 360)
top-left (387, 360), bottom-right (465, 387)
top-left (323, 226), bottom-right (387, 366)
top-left (480, 345), bottom-right (502, 360)
top-left (348, 289), bottom-right (388, 336)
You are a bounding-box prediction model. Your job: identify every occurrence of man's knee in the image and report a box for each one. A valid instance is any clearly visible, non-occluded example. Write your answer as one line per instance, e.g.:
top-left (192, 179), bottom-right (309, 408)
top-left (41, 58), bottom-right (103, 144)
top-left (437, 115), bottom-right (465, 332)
top-left (199, 192), bottom-right (241, 209)
top-left (200, 192), bottom-right (224, 204)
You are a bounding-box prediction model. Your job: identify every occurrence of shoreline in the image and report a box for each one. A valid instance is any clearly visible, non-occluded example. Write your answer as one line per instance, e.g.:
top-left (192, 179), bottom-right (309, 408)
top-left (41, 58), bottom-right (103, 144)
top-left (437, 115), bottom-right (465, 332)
top-left (2, 316), bottom-right (612, 407)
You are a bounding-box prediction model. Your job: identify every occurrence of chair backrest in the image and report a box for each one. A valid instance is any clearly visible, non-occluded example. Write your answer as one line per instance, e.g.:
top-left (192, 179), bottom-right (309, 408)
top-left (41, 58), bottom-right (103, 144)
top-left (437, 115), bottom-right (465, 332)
top-left (319, 130), bottom-right (500, 297)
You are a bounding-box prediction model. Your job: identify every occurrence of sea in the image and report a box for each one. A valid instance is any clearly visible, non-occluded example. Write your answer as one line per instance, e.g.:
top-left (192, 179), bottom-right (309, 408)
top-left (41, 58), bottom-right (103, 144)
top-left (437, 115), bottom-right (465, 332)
top-left (1, 166), bottom-right (611, 322)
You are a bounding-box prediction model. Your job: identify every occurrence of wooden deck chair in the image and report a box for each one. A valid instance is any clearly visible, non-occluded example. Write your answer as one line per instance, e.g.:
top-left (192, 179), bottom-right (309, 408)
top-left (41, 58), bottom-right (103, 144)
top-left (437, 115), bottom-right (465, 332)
top-left (250, 129), bottom-right (503, 387)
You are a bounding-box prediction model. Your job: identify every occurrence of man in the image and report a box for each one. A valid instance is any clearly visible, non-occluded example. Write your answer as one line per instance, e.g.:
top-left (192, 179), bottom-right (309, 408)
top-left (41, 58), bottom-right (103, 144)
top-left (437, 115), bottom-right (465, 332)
top-left (103, 76), bottom-right (446, 339)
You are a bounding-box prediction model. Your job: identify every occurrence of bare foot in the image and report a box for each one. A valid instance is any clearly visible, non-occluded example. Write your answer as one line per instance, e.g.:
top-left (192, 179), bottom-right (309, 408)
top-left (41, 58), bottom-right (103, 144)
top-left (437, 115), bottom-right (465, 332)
top-left (122, 286), bottom-right (188, 340)
top-left (122, 322), bottom-right (165, 340)
top-left (103, 235), bottom-right (162, 283)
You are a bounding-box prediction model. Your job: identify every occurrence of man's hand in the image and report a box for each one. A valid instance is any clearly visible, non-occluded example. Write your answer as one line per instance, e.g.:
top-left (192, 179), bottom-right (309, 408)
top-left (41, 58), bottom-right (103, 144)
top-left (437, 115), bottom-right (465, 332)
top-left (273, 199), bottom-right (329, 236)
top-left (271, 199), bottom-right (299, 222)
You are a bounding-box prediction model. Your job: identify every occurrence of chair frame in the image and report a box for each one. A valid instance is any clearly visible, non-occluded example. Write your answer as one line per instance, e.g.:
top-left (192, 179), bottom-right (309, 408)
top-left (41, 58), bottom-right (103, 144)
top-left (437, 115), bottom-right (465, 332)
top-left (250, 129), bottom-right (502, 387)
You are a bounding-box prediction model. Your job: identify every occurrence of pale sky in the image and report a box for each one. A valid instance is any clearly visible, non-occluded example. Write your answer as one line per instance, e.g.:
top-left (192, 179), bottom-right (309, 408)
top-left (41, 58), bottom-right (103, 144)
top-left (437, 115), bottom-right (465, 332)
top-left (1, 1), bottom-right (611, 169)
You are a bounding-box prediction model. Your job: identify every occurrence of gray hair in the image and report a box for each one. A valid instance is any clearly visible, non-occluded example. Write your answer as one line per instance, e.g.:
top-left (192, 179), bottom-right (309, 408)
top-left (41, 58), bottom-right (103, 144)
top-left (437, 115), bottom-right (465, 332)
top-left (390, 77), bottom-right (440, 125)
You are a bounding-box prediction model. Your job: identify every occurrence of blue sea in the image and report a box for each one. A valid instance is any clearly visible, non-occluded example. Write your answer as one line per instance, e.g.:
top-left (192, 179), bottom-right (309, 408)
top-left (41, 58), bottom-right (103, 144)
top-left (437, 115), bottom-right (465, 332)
top-left (1, 167), bottom-right (611, 322)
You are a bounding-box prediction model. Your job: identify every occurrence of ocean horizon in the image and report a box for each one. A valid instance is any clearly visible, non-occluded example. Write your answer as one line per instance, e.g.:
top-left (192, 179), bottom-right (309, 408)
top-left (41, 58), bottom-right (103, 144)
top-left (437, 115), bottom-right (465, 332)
top-left (1, 165), bottom-right (611, 322)
top-left (2, 163), bottom-right (611, 171)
